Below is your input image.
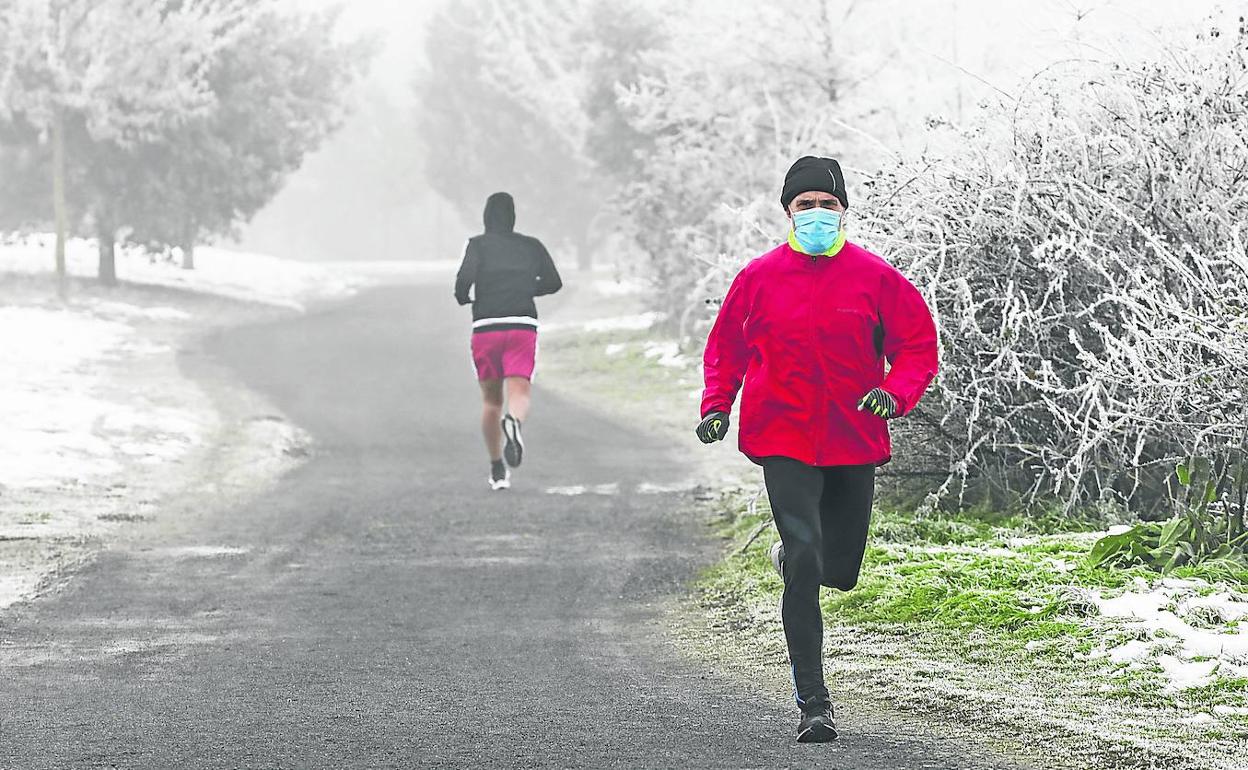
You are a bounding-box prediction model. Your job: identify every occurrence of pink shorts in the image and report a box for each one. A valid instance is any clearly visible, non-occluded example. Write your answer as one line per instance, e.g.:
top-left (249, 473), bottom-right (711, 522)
top-left (471, 328), bottom-right (538, 381)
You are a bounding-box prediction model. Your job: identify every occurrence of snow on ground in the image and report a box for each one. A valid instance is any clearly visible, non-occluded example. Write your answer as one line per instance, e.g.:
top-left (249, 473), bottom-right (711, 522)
top-left (1, 235), bottom-right (369, 310)
top-left (1088, 577), bottom-right (1248, 692)
top-left (0, 306), bottom-right (155, 490)
top-left (0, 237), bottom-right (337, 609)
top-left (636, 480), bottom-right (702, 494)
top-left (586, 311), bottom-right (664, 333)
top-left (161, 545), bottom-right (251, 558)
top-left (543, 311), bottom-right (665, 334)
top-left (544, 484), bottom-right (620, 496)
top-left (881, 532), bottom-right (1248, 695)
top-left (591, 278), bottom-right (646, 297)
top-left (641, 340), bottom-right (691, 368)
top-left (0, 297), bottom-right (220, 600)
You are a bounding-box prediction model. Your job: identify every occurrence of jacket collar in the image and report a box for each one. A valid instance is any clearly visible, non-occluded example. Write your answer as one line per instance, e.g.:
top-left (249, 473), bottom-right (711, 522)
top-left (788, 229), bottom-right (847, 258)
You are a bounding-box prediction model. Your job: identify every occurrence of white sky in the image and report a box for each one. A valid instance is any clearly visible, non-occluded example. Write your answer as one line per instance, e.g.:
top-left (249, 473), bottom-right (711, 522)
top-left (248, 0), bottom-right (1238, 261)
top-left (281, 0), bottom-right (438, 103)
top-left (283, 0), bottom-right (1238, 110)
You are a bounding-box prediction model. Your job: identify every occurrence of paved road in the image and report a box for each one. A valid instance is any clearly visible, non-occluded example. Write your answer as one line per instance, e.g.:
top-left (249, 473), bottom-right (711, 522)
top-left (0, 284), bottom-right (1030, 769)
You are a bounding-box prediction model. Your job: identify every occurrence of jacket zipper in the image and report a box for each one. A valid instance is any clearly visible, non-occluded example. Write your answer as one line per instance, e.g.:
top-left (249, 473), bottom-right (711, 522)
top-left (807, 254), bottom-right (822, 464)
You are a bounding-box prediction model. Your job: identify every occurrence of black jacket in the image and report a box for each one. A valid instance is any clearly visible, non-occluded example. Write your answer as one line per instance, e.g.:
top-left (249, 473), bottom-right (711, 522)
top-left (454, 192), bottom-right (563, 333)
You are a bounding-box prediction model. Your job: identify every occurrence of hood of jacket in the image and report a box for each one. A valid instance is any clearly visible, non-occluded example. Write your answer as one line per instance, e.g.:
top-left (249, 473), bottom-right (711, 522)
top-left (483, 192), bottom-right (516, 234)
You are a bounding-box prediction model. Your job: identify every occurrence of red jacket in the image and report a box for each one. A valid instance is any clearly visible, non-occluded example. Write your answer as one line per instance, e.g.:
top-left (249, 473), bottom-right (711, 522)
top-left (700, 240), bottom-right (939, 467)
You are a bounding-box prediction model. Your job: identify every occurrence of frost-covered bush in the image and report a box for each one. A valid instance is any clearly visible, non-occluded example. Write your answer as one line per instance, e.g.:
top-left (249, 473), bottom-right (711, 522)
top-left (858, 23), bottom-right (1248, 515)
top-left (613, 1), bottom-right (873, 332)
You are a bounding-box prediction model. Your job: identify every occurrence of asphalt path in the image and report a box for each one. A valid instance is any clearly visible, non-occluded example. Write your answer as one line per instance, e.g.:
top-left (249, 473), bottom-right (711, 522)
top-left (0, 283), bottom-right (1032, 769)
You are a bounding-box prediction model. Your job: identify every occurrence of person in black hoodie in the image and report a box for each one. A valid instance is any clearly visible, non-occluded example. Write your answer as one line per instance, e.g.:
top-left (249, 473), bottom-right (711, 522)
top-left (455, 192), bottom-right (563, 490)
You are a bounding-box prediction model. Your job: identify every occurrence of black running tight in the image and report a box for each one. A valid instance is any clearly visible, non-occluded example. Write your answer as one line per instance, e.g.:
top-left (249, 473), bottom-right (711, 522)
top-left (761, 456), bottom-right (875, 711)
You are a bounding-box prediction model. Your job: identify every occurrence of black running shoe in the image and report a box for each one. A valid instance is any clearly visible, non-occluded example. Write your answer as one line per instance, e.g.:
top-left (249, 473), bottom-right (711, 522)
top-left (797, 704), bottom-right (837, 743)
top-left (501, 414), bottom-right (524, 468)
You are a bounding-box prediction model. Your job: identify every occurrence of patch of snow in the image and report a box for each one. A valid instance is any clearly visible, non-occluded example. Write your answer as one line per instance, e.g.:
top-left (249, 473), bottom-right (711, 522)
top-left (605, 343), bottom-right (628, 356)
top-left (99, 407), bottom-right (204, 438)
top-left (1213, 704), bottom-right (1248, 717)
top-left (113, 339), bottom-right (173, 357)
top-left (321, 259), bottom-right (459, 276)
top-left (544, 484), bottom-right (618, 496)
top-left (1, 236), bottom-right (366, 309)
top-left (583, 312), bottom-right (665, 333)
top-left (1185, 591), bottom-right (1248, 623)
top-left (88, 300), bottom-right (192, 322)
top-left (1107, 639), bottom-right (1153, 664)
top-left (1159, 577), bottom-right (1206, 591)
top-left (1157, 654), bottom-right (1218, 692)
top-left (1092, 581), bottom-right (1248, 691)
top-left (637, 480), bottom-right (700, 494)
top-left (546, 486), bottom-right (588, 496)
top-left (163, 545), bottom-right (250, 558)
top-left (0, 574), bottom-right (41, 611)
top-left (0, 306), bottom-right (208, 490)
top-left (642, 341), bottom-right (690, 368)
top-left (1098, 588), bottom-right (1172, 622)
top-left (117, 440), bottom-right (191, 460)
top-left (0, 308), bottom-right (132, 487)
top-left (592, 278), bottom-right (646, 297)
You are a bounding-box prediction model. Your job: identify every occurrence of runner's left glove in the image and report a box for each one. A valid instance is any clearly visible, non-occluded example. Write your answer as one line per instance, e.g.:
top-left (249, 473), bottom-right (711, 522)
top-left (857, 388), bottom-right (899, 419)
top-left (696, 411), bottom-right (731, 443)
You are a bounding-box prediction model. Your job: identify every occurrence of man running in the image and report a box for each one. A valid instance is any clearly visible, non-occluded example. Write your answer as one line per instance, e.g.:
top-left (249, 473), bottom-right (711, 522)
top-left (455, 191), bottom-right (562, 490)
top-left (695, 156), bottom-right (939, 742)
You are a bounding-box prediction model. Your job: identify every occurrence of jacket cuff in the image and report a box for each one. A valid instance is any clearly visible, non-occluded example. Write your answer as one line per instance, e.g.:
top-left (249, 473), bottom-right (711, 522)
top-left (878, 383), bottom-right (909, 416)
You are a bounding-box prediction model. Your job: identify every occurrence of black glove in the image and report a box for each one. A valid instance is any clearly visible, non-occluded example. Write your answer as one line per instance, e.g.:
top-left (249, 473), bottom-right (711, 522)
top-left (696, 411), bottom-right (730, 443)
top-left (857, 388), bottom-right (899, 419)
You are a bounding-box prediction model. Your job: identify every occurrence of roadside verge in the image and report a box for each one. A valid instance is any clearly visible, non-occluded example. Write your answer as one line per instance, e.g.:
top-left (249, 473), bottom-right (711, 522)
top-left (535, 277), bottom-right (1248, 770)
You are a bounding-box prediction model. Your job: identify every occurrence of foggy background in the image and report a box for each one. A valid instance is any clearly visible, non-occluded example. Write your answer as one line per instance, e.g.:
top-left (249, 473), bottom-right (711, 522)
top-left (238, 0), bottom-right (1229, 264)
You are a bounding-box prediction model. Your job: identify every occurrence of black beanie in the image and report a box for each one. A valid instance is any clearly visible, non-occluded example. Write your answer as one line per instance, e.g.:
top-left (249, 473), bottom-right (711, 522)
top-left (780, 156), bottom-right (848, 211)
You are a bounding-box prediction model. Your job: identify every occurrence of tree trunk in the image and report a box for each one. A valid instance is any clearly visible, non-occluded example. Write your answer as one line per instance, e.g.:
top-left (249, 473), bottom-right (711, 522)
top-left (51, 110), bottom-right (68, 299)
top-left (181, 241), bottom-right (195, 270)
top-left (97, 215), bottom-right (117, 286)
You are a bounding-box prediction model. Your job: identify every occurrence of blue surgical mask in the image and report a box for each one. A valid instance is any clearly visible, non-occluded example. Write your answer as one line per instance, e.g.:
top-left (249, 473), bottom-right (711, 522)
top-left (791, 208), bottom-right (842, 254)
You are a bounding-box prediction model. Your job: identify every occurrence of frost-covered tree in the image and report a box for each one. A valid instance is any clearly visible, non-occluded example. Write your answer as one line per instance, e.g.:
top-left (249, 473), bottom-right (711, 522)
top-left (612, 0), bottom-right (877, 328)
top-left (0, 0), bottom-right (242, 289)
top-left (417, 1), bottom-right (585, 267)
top-left (116, 7), bottom-right (366, 269)
top-left (416, 0), bottom-right (661, 270)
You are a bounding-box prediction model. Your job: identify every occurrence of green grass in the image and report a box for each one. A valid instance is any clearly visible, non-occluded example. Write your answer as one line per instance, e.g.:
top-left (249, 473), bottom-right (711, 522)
top-left (700, 485), bottom-right (1248, 693)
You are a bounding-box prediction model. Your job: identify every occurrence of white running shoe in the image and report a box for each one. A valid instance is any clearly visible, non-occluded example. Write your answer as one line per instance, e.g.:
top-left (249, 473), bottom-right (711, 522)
top-left (770, 540), bottom-right (785, 579)
top-left (771, 540), bottom-right (786, 622)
